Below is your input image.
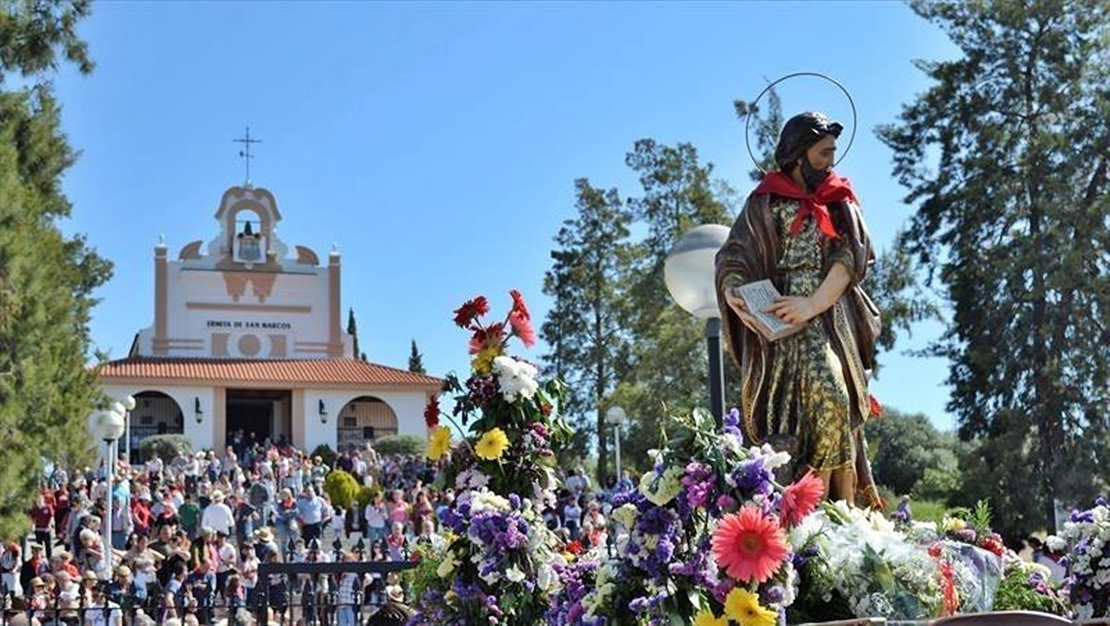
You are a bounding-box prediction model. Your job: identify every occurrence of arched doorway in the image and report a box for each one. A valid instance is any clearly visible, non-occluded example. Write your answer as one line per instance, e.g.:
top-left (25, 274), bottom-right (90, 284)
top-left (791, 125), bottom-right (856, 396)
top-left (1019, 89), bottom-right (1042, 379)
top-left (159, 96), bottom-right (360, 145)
top-left (129, 391), bottom-right (184, 463)
top-left (336, 396), bottom-right (398, 452)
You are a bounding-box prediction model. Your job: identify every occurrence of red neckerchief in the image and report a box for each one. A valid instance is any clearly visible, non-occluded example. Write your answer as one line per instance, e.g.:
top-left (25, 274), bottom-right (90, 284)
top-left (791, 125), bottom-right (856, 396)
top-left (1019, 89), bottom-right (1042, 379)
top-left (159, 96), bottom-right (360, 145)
top-left (753, 170), bottom-right (858, 239)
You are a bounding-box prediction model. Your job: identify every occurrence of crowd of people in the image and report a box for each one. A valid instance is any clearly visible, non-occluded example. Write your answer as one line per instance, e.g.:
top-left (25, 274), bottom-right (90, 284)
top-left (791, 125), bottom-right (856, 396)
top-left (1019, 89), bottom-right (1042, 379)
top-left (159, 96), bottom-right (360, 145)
top-left (0, 431), bottom-right (626, 625)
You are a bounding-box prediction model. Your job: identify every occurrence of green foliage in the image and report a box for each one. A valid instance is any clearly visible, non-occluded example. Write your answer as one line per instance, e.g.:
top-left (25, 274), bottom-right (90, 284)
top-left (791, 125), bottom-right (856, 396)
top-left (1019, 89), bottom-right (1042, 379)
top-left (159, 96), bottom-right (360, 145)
top-left (372, 434), bottom-right (426, 456)
top-left (880, 0), bottom-right (1110, 534)
top-left (139, 435), bottom-right (192, 462)
top-left (865, 407), bottom-right (959, 497)
top-left (0, 0), bottom-right (109, 540)
top-left (993, 560), bottom-right (1070, 615)
top-left (913, 466), bottom-right (962, 502)
top-left (323, 470), bottom-right (361, 510)
top-left (310, 443), bottom-right (336, 468)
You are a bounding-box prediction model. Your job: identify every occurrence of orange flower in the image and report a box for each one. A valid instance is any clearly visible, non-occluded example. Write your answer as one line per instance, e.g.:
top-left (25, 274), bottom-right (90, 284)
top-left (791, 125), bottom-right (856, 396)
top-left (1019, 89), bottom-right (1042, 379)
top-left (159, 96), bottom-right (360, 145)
top-left (781, 470), bottom-right (824, 527)
top-left (711, 506), bottom-right (789, 584)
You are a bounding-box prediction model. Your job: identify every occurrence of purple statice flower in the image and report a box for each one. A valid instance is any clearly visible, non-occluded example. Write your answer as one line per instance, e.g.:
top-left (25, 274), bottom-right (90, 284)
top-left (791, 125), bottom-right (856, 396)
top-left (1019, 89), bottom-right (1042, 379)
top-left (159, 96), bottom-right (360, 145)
top-left (732, 457), bottom-right (773, 495)
top-left (763, 585), bottom-right (786, 604)
top-left (952, 528), bottom-right (977, 543)
top-left (1071, 508), bottom-right (1096, 524)
top-left (508, 494), bottom-right (522, 510)
top-left (438, 506), bottom-right (466, 533)
top-left (723, 407), bottom-right (744, 438)
top-left (1029, 572), bottom-right (1051, 595)
top-left (682, 461), bottom-right (715, 510)
top-left (716, 494), bottom-right (738, 512)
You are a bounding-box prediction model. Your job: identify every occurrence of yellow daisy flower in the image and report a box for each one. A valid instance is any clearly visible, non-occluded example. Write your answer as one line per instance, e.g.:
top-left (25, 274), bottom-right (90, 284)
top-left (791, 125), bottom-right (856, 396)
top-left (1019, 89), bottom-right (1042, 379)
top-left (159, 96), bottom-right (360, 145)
top-left (692, 609), bottom-right (728, 626)
top-left (475, 427), bottom-right (510, 461)
top-left (426, 425), bottom-right (452, 461)
top-left (724, 587), bottom-right (778, 626)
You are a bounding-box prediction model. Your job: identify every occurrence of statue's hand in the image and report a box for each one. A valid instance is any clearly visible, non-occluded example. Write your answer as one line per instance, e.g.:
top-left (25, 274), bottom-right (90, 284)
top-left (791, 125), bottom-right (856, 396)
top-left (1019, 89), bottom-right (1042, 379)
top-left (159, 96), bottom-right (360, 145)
top-left (724, 290), bottom-right (762, 333)
top-left (766, 296), bottom-right (819, 325)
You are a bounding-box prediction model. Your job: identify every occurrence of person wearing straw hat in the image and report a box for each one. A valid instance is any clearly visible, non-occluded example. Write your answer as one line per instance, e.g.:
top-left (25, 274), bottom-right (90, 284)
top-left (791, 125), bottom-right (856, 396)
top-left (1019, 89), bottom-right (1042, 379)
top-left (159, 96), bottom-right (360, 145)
top-left (200, 490), bottom-right (234, 537)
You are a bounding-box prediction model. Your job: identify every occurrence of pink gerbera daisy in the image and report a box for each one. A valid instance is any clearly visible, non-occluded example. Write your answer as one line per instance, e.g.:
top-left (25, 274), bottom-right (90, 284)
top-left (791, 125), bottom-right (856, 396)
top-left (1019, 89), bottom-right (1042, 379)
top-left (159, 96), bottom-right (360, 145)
top-left (781, 470), bottom-right (824, 527)
top-left (711, 505), bottom-right (789, 584)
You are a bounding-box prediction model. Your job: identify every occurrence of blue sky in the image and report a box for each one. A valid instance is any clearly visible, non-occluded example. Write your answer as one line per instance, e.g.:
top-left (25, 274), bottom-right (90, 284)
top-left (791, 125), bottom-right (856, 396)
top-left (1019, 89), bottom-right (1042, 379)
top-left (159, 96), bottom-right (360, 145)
top-left (55, 1), bottom-right (960, 430)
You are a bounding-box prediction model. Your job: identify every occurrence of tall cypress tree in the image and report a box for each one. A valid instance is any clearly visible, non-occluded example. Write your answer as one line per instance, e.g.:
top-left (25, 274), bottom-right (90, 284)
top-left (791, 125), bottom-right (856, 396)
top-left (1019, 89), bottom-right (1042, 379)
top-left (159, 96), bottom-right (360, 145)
top-left (879, 0), bottom-right (1110, 535)
top-left (0, 0), bottom-right (112, 537)
top-left (541, 179), bottom-right (632, 486)
top-left (408, 339), bottom-right (426, 374)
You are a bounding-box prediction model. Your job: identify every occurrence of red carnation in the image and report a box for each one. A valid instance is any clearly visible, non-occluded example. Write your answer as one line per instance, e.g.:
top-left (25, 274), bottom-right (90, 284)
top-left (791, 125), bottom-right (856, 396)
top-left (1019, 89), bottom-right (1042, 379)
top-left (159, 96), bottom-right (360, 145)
top-left (423, 396), bottom-right (440, 429)
top-left (509, 309), bottom-right (536, 348)
top-left (868, 394), bottom-right (884, 418)
top-left (509, 289), bottom-right (531, 320)
top-left (453, 296), bottom-right (490, 329)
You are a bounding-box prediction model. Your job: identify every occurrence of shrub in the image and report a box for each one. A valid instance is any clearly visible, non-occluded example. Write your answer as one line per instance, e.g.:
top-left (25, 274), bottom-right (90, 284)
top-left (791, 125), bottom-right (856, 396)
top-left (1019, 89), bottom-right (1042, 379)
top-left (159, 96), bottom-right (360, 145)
top-left (311, 443), bottom-right (336, 468)
top-left (323, 470), bottom-right (361, 510)
top-left (139, 434), bottom-right (192, 462)
top-left (355, 485), bottom-right (377, 509)
top-left (372, 434), bottom-right (425, 456)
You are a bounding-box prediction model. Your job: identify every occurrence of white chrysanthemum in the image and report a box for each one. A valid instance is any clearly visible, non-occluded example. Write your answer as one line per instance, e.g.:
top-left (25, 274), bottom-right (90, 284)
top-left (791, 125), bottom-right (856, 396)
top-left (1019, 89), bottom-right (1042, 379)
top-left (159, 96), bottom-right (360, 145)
top-left (454, 468), bottom-right (490, 491)
top-left (468, 489), bottom-right (510, 513)
top-left (1045, 534), bottom-right (1067, 552)
top-left (492, 356), bottom-right (539, 402)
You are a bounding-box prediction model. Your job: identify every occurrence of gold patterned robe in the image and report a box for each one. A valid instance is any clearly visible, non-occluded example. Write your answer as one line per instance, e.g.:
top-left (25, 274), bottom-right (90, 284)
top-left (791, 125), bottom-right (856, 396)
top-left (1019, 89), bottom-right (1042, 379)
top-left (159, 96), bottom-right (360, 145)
top-left (715, 191), bottom-right (883, 507)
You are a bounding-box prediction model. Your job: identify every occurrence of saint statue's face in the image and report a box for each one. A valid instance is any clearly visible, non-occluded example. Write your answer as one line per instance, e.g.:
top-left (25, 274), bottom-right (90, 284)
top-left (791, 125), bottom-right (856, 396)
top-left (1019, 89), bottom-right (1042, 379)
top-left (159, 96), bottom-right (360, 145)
top-left (798, 135), bottom-right (838, 189)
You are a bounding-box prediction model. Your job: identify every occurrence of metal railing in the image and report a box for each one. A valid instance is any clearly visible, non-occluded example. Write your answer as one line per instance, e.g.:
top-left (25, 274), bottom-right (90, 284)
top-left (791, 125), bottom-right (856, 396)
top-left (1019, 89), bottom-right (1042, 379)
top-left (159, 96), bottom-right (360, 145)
top-left (0, 560), bottom-right (418, 626)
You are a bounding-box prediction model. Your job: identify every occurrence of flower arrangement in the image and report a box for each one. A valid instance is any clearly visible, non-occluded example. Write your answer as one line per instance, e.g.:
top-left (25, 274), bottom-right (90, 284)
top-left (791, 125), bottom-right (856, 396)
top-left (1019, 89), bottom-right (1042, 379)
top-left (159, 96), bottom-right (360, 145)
top-left (408, 291), bottom-right (574, 625)
top-left (548, 407), bottom-right (824, 625)
top-left (1052, 497), bottom-right (1110, 619)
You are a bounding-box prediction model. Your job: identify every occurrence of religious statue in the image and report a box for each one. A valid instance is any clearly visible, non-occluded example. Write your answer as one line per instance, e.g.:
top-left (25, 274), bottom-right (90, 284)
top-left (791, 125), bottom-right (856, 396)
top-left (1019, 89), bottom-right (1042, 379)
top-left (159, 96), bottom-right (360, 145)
top-left (235, 220), bottom-right (263, 263)
top-left (715, 111), bottom-right (882, 508)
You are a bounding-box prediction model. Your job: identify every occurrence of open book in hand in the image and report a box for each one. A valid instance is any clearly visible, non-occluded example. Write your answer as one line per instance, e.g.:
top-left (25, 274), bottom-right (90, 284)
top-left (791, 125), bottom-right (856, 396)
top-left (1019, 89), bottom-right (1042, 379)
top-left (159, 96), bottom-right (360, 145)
top-left (732, 279), bottom-right (806, 342)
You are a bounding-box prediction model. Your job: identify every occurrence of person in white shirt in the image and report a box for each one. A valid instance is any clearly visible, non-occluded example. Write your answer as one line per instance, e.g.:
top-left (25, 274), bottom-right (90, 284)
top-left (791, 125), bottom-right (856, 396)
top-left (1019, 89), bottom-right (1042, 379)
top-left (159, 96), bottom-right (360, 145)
top-left (200, 491), bottom-right (235, 537)
top-left (86, 585), bottom-right (124, 626)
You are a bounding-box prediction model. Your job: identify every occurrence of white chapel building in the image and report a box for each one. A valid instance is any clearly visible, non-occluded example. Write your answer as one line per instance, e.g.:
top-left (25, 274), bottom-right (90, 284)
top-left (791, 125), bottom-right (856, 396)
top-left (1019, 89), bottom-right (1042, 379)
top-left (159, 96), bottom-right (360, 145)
top-left (98, 184), bottom-right (441, 456)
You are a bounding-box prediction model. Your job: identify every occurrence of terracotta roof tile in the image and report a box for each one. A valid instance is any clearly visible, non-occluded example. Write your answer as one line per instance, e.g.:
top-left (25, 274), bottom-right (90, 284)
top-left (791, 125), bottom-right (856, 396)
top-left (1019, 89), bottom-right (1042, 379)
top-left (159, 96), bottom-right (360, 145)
top-left (97, 357), bottom-right (442, 388)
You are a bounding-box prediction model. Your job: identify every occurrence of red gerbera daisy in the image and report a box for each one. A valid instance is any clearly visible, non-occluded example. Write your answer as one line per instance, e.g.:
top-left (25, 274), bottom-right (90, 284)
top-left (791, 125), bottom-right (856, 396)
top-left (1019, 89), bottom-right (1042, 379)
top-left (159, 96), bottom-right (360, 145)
top-left (781, 470), bottom-right (824, 527)
top-left (468, 323), bottom-right (505, 355)
top-left (453, 296), bottom-right (490, 329)
top-left (711, 505), bottom-right (789, 584)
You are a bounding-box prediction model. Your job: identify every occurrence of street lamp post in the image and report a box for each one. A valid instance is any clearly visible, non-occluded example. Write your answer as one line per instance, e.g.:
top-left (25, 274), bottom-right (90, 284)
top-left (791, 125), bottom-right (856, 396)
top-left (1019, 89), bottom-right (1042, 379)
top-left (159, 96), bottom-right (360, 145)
top-left (664, 224), bottom-right (731, 426)
top-left (121, 395), bottom-right (136, 464)
top-left (605, 406), bottom-right (626, 490)
top-left (88, 408), bottom-right (125, 575)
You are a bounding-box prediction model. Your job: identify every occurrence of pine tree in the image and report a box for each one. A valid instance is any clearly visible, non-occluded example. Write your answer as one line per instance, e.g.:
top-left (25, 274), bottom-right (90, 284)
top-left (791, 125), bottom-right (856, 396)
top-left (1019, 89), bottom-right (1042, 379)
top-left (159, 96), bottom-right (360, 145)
top-left (408, 339), bottom-right (426, 374)
top-left (0, 0), bottom-right (111, 538)
top-left (541, 179), bottom-right (632, 487)
top-left (879, 0), bottom-right (1110, 536)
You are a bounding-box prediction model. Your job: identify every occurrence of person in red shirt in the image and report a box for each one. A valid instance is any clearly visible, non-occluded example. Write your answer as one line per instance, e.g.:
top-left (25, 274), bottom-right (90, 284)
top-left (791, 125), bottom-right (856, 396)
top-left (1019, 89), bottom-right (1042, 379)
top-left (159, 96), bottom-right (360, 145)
top-left (131, 493), bottom-right (153, 537)
top-left (28, 494), bottom-right (55, 559)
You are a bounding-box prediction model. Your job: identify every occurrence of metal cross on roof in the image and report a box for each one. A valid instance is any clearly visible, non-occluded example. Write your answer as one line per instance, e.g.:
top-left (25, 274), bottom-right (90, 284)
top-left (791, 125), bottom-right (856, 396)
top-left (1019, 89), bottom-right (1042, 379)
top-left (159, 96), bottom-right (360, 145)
top-left (233, 126), bottom-right (263, 186)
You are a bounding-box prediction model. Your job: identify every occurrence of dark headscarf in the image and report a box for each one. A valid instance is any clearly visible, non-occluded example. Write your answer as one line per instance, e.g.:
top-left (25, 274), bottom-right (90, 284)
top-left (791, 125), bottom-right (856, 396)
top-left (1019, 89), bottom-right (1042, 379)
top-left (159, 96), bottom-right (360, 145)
top-left (773, 112), bottom-right (844, 171)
